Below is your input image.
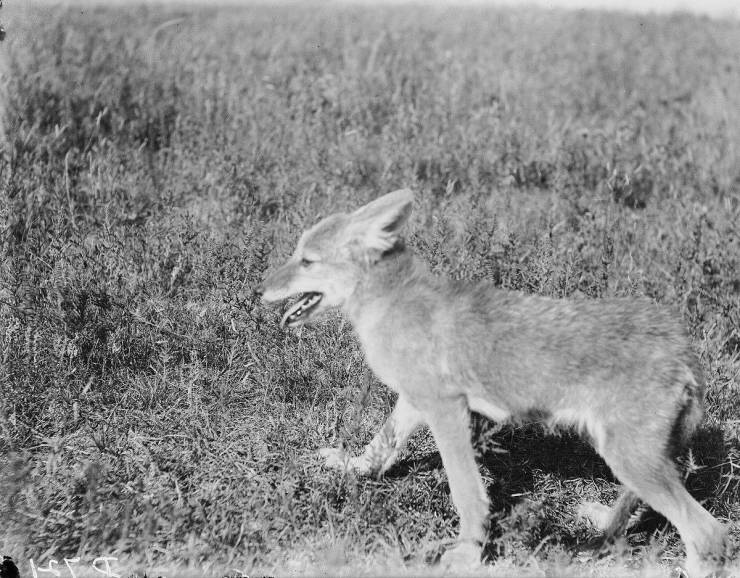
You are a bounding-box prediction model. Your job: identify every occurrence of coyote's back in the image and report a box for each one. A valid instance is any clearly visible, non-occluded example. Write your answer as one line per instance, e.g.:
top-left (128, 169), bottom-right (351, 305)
top-left (260, 189), bottom-right (726, 576)
top-left (437, 288), bottom-right (705, 448)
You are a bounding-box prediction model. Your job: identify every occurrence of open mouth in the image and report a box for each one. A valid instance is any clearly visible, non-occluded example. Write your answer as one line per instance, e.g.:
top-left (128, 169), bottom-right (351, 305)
top-left (281, 292), bottom-right (323, 328)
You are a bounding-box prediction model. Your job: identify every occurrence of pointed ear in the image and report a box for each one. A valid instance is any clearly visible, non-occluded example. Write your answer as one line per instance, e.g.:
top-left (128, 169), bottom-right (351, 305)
top-left (348, 189), bottom-right (414, 253)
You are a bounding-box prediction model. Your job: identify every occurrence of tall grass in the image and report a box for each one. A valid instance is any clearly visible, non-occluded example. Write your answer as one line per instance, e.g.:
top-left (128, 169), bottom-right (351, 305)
top-left (0, 3), bottom-right (738, 575)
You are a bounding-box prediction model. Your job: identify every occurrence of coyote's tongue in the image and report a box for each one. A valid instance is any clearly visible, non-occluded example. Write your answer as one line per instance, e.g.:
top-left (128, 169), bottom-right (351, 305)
top-left (281, 292), bottom-right (323, 327)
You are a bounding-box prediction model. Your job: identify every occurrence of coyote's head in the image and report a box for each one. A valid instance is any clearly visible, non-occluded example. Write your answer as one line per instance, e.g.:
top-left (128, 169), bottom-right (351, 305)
top-left (259, 189), bottom-right (414, 328)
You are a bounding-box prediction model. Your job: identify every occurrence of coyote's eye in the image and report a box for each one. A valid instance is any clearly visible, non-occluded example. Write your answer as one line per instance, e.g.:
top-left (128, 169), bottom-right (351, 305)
top-left (300, 258), bottom-right (313, 267)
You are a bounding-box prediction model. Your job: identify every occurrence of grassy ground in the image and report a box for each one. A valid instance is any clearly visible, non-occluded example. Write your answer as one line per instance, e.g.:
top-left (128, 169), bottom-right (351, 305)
top-left (1, 3), bottom-right (739, 576)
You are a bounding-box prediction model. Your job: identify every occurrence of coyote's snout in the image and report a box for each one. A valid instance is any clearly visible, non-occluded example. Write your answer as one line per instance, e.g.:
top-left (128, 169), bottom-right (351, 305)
top-left (261, 189), bottom-right (727, 575)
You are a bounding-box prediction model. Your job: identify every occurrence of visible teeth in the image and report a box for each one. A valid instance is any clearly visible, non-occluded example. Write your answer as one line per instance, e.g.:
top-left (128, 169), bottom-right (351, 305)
top-left (293, 299), bottom-right (315, 316)
top-left (281, 292), bottom-right (323, 327)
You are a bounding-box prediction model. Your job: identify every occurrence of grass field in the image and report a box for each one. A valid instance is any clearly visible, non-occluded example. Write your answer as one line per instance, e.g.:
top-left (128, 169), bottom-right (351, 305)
top-left (1, 2), bottom-right (739, 576)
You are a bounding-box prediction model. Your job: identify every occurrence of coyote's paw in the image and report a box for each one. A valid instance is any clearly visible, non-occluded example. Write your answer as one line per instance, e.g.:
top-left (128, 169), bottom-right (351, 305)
top-left (318, 447), bottom-right (355, 472)
top-left (577, 501), bottom-right (613, 532)
top-left (439, 541), bottom-right (482, 570)
top-left (684, 558), bottom-right (729, 578)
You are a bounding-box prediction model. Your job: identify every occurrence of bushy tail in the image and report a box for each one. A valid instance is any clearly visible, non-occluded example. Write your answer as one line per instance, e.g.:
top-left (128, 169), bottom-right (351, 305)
top-left (672, 354), bottom-right (706, 453)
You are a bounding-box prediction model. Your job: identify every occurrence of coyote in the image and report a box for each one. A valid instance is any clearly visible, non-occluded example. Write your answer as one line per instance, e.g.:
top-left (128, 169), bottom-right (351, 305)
top-left (259, 189), bottom-right (726, 575)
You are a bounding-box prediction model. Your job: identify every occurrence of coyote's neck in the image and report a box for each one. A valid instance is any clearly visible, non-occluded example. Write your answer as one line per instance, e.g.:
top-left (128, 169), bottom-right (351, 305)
top-left (344, 246), bottom-right (429, 326)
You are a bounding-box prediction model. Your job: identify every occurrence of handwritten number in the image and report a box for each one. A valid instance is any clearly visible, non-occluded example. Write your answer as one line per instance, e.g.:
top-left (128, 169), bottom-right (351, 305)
top-left (92, 557), bottom-right (121, 578)
top-left (30, 559), bottom-right (61, 577)
top-left (29, 557), bottom-right (119, 578)
top-left (64, 558), bottom-right (81, 578)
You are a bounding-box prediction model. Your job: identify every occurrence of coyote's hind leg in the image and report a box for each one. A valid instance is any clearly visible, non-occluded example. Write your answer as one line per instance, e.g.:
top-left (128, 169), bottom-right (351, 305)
top-left (599, 430), bottom-right (726, 576)
top-left (320, 394), bottom-right (423, 477)
top-left (579, 488), bottom-right (640, 535)
top-left (578, 488), bottom-right (641, 551)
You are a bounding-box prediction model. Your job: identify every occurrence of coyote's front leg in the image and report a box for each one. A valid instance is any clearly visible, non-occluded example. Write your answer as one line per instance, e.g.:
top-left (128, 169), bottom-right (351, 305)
top-left (425, 396), bottom-right (489, 569)
top-left (320, 395), bottom-right (423, 477)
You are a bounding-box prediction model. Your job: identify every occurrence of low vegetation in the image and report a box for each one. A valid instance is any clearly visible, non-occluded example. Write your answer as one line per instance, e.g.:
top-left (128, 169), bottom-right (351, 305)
top-left (1, 3), bottom-right (738, 576)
